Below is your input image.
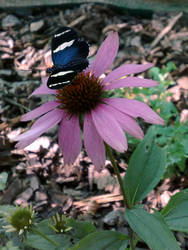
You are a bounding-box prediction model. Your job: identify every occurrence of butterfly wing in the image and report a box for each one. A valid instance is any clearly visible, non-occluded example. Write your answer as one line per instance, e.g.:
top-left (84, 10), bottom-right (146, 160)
top-left (51, 27), bottom-right (89, 66)
top-left (47, 58), bottom-right (89, 89)
top-left (47, 27), bottom-right (89, 89)
top-left (47, 69), bottom-right (77, 89)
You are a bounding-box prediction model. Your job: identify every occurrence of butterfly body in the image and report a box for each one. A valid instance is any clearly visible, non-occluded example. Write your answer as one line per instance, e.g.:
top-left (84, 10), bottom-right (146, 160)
top-left (47, 27), bottom-right (89, 89)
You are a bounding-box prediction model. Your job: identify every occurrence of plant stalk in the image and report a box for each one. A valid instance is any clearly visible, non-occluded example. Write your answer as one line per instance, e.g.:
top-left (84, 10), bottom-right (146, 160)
top-left (105, 143), bottom-right (130, 209)
top-left (105, 143), bottom-right (138, 249)
top-left (32, 228), bottom-right (59, 247)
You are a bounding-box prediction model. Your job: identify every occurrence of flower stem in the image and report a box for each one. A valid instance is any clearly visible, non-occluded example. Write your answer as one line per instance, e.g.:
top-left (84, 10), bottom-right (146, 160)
top-left (105, 143), bottom-right (130, 209)
top-left (130, 229), bottom-right (139, 250)
top-left (32, 228), bottom-right (59, 247)
top-left (105, 144), bottom-right (137, 249)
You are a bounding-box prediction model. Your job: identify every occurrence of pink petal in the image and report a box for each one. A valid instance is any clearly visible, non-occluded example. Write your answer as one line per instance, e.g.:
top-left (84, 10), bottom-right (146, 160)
top-left (105, 98), bottom-right (164, 125)
top-left (14, 109), bottom-right (63, 141)
top-left (84, 113), bottom-right (105, 172)
top-left (104, 77), bottom-right (158, 90)
top-left (108, 106), bottom-right (144, 139)
top-left (15, 136), bottom-right (38, 149)
top-left (103, 63), bottom-right (154, 84)
top-left (21, 100), bottom-right (60, 121)
top-left (29, 77), bottom-right (57, 97)
top-left (91, 32), bottom-right (119, 77)
top-left (58, 114), bottom-right (82, 165)
top-left (91, 104), bottom-right (127, 152)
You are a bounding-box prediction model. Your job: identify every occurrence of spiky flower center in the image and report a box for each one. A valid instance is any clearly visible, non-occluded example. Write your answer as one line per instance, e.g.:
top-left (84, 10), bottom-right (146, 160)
top-left (9, 206), bottom-right (35, 232)
top-left (50, 213), bottom-right (72, 233)
top-left (56, 72), bottom-right (104, 116)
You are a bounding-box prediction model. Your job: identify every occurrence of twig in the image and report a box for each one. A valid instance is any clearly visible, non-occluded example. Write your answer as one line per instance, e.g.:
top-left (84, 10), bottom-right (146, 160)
top-left (69, 15), bottom-right (87, 28)
top-left (150, 12), bottom-right (183, 49)
top-left (74, 193), bottom-right (123, 208)
top-left (102, 23), bottom-right (128, 33)
top-left (4, 97), bottom-right (30, 112)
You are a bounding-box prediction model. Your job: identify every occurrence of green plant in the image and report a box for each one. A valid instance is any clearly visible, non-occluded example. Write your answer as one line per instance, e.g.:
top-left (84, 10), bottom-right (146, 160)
top-left (120, 62), bottom-right (187, 176)
top-left (1, 131), bottom-right (188, 249)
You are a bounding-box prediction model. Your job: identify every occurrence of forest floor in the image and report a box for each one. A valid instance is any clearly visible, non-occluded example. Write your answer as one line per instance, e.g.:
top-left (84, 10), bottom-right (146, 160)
top-left (0, 3), bottom-right (188, 249)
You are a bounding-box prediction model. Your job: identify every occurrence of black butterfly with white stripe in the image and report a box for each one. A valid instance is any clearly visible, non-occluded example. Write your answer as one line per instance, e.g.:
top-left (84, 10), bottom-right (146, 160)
top-left (47, 27), bottom-right (89, 89)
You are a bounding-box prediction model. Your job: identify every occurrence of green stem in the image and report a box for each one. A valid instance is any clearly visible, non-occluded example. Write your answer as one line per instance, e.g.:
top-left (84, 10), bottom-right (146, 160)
top-left (105, 143), bottom-right (130, 209)
top-left (129, 229), bottom-right (139, 250)
top-left (105, 143), bottom-right (138, 249)
top-left (32, 228), bottom-right (59, 247)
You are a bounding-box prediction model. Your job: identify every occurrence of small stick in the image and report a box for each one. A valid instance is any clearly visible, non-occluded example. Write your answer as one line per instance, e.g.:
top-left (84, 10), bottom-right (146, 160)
top-left (74, 193), bottom-right (123, 208)
top-left (69, 15), bottom-right (87, 28)
top-left (150, 12), bottom-right (183, 49)
top-left (4, 97), bottom-right (30, 112)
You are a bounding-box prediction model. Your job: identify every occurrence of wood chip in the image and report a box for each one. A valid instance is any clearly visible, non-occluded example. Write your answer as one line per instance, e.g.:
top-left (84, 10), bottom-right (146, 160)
top-left (74, 193), bottom-right (123, 209)
top-left (151, 12), bottom-right (183, 48)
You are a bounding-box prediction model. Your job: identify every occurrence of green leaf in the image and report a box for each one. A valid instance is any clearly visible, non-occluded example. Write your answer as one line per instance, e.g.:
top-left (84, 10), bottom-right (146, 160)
top-left (26, 233), bottom-right (71, 250)
top-left (0, 205), bottom-right (15, 217)
top-left (180, 139), bottom-right (188, 155)
top-left (160, 101), bottom-right (178, 120)
top-left (149, 67), bottom-right (160, 81)
top-left (70, 231), bottom-right (128, 250)
top-left (125, 207), bottom-right (180, 250)
top-left (161, 189), bottom-right (188, 232)
top-left (67, 218), bottom-right (96, 240)
top-left (26, 219), bottom-right (73, 250)
top-left (1, 241), bottom-right (20, 250)
top-left (165, 62), bottom-right (177, 73)
top-left (36, 219), bottom-right (55, 234)
top-left (124, 128), bottom-right (166, 207)
top-left (0, 172), bottom-right (8, 191)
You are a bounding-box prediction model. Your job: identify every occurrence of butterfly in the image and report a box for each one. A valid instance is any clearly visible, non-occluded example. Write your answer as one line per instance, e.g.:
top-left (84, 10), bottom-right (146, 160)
top-left (46, 27), bottom-right (89, 89)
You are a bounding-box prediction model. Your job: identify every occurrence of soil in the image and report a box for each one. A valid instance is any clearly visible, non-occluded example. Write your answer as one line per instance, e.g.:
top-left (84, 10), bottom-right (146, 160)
top-left (0, 4), bottom-right (188, 249)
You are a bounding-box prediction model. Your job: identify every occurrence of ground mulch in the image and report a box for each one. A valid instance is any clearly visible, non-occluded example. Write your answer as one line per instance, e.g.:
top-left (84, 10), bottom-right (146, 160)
top-left (0, 4), bottom-right (188, 249)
